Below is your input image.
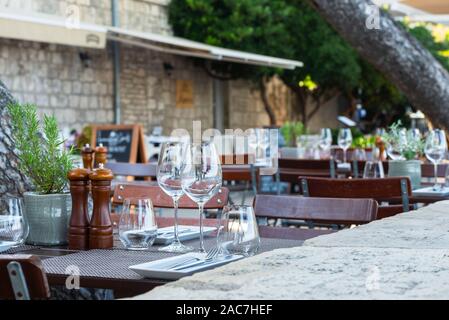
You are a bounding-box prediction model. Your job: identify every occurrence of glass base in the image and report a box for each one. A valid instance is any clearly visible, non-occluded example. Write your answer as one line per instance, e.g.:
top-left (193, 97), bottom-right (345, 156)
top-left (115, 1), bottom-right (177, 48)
top-left (159, 241), bottom-right (194, 253)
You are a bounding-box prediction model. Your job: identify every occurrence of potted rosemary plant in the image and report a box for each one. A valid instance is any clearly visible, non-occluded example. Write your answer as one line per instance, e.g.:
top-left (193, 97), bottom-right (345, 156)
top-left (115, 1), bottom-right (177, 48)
top-left (382, 121), bottom-right (423, 189)
top-left (7, 103), bottom-right (73, 245)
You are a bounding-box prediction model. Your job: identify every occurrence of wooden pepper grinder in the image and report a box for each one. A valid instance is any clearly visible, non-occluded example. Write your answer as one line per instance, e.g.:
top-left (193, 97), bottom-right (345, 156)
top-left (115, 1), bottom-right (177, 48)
top-left (82, 144), bottom-right (95, 171)
top-left (94, 144), bottom-right (108, 168)
top-left (67, 168), bottom-right (90, 250)
top-left (89, 163), bottom-right (114, 249)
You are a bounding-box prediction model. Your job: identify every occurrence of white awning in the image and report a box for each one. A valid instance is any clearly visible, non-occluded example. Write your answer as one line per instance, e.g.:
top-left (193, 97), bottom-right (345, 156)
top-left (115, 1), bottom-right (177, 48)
top-left (107, 27), bottom-right (303, 69)
top-left (0, 12), bottom-right (107, 49)
top-left (0, 12), bottom-right (302, 70)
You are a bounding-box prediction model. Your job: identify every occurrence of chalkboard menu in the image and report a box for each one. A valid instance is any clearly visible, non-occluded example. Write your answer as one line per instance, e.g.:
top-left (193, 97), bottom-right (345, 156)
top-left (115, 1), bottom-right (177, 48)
top-left (90, 125), bottom-right (147, 163)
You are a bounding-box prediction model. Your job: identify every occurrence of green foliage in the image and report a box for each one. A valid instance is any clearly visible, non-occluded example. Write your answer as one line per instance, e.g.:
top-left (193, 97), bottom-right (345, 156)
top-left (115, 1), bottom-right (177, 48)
top-left (169, 1), bottom-right (449, 129)
top-left (280, 121), bottom-right (306, 147)
top-left (168, 0), bottom-right (361, 94)
top-left (7, 103), bottom-right (73, 194)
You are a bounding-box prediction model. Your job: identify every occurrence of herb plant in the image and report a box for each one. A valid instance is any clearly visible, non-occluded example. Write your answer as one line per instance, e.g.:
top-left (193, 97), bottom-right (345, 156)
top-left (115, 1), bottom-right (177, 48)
top-left (7, 103), bottom-right (73, 194)
top-left (382, 121), bottom-right (423, 160)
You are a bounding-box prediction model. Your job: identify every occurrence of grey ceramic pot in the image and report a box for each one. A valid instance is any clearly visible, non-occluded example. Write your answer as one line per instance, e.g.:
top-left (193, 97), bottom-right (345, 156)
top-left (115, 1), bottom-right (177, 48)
top-left (388, 160), bottom-right (422, 190)
top-left (23, 192), bottom-right (72, 246)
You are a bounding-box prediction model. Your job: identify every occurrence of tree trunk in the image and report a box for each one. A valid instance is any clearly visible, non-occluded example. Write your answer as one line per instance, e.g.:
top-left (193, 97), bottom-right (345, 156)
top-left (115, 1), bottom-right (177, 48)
top-left (0, 80), bottom-right (31, 211)
top-left (259, 78), bottom-right (277, 126)
top-left (309, 0), bottom-right (449, 131)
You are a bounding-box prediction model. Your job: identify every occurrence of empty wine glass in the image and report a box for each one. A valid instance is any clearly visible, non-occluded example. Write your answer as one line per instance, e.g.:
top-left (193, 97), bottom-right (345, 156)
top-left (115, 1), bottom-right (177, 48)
top-left (0, 198), bottom-right (29, 246)
top-left (318, 128), bottom-right (332, 158)
top-left (157, 142), bottom-right (193, 253)
top-left (386, 129), bottom-right (407, 160)
top-left (353, 148), bottom-right (367, 161)
top-left (363, 161), bottom-right (385, 178)
top-left (181, 142), bottom-right (222, 253)
top-left (338, 128), bottom-right (353, 164)
top-left (217, 205), bottom-right (260, 257)
top-left (425, 129), bottom-right (448, 191)
top-left (119, 198), bottom-right (158, 250)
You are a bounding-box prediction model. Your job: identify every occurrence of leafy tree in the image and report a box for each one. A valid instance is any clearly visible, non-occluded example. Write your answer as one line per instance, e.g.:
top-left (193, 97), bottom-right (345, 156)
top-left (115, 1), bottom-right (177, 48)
top-left (168, 0), bottom-right (361, 127)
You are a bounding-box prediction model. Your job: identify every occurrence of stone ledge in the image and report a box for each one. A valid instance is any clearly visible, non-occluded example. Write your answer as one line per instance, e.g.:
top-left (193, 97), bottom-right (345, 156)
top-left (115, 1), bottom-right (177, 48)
top-left (131, 246), bottom-right (449, 300)
top-left (129, 200), bottom-right (449, 300)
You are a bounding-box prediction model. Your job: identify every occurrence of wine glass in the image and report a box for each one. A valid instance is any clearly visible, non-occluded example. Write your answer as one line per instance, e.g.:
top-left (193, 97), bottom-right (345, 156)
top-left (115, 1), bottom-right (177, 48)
top-left (318, 128), bottom-right (332, 158)
top-left (363, 161), bottom-right (385, 178)
top-left (0, 198), bottom-right (29, 246)
top-left (217, 205), bottom-right (260, 257)
top-left (338, 128), bottom-right (353, 164)
top-left (386, 129), bottom-right (407, 160)
top-left (119, 198), bottom-right (158, 250)
top-left (181, 142), bottom-right (222, 253)
top-left (157, 142), bottom-right (193, 253)
top-left (425, 129), bottom-right (447, 191)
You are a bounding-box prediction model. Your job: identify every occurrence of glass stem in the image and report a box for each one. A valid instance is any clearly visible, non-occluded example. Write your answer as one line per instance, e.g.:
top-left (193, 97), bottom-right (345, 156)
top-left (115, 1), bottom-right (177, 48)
top-left (198, 202), bottom-right (205, 253)
top-left (344, 149), bottom-right (347, 164)
top-left (434, 163), bottom-right (439, 190)
top-left (173, 197), bottom-right (180, 243)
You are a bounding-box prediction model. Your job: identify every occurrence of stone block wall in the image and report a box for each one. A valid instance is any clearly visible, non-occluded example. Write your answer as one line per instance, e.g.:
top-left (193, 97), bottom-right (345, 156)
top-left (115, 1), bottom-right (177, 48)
top-left (0, 0), bottom-right (308, 136)
top-left (0, 38), bottom-right (114, 130)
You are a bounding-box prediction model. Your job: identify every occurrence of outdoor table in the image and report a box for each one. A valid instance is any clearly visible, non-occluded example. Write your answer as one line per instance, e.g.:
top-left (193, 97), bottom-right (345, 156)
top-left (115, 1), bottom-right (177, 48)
top-left (3, 217), bottom-right (303, 298)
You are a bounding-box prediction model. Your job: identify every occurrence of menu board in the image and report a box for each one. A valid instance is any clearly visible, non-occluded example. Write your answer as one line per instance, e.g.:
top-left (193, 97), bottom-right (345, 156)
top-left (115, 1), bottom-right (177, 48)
top-left (90, 125), bottom-right (147, 163)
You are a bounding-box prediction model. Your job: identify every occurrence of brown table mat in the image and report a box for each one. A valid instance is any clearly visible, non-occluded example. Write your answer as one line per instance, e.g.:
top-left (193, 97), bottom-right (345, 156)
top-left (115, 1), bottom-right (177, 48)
top-left (41, 237), bottom-right (303, 281)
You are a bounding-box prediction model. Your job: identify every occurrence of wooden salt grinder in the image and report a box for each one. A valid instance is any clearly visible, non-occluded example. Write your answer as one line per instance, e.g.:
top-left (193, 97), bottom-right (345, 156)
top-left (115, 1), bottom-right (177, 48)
top-left (94, 144), bottom-right (108, 168)
top-left (89, 164), bottom-right (114, 249)
top-left (67, 168), bottom-right (90, 250)
top-left (82, 144), bottom-right (95, 171)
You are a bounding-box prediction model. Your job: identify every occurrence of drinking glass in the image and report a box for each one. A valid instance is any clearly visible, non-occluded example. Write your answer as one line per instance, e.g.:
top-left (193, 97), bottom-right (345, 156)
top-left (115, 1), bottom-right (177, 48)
top-left (119, 198), bottom-right (158, 250)
top-left (425, 129), bottom-right (448, 191)
top-left (318, 128), bottom-right (332, 158)
top-left (217, 205), bottom-right (260, 257)
top-left (181, 142), bottom-right (222, 253)
top-left (386, 129), bottom-right (407, 160)
top-left (338, 128), bottom-right (353, 164)
top-left (408, 128), bottom-right (422, 142)
top-left (353, 148), bottom-right (367, 161)
top-left (157, 142), bottom-right (193, 253)
top-left (363, 161), bottom-right (385, 178)
top-left (0, 198), bottom-right (29, 246)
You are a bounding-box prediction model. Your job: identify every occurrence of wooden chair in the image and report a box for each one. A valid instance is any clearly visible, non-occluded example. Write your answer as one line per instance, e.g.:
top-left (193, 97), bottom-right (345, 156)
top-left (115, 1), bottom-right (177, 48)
top-left (0, 255), bottom-right (50, 300)
top-left (421, 163), bottom-right (448, 179)
top-left (112, 184), bottom-right (229, 209)
top-left (106, 162), bottom-right (157, 180)
top-left (254, 195), bottom-right (378, 240)
top-left (278, 159), bottom-right (336, 182)
top-left (299, 176), bottom-right (413, 219)
top-left (221, 154), bottom-right (259, 202)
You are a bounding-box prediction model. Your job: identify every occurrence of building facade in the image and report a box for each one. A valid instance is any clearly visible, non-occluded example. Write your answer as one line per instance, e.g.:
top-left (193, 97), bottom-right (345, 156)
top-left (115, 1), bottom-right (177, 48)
top-left (0, 0), bottom-right (338, 136)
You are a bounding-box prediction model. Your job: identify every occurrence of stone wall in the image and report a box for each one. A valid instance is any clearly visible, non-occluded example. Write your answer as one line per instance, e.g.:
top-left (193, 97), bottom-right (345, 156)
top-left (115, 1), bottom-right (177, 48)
top-left (0, 0), bottom-right (325, 136)
top-left (0, 38), bottom-right (114, 130)
top-left (120, 46), bottom-right (213, 135)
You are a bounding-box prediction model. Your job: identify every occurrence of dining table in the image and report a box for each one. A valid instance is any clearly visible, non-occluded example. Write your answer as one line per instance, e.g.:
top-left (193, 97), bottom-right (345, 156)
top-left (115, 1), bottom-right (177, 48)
top-left (2, 217), bottom-right (303, 299)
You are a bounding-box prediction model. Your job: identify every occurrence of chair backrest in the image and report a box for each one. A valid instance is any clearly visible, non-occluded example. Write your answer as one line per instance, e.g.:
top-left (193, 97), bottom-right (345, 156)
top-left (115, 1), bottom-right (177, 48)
top-left (278, 159), bottom-right (335, 182)
top-left (299, 176), bottom-right (412, 219)
top-left (112, 184), bottom-right (229, 209)
top-left (0, 255), bottom-right (50, 300)
top-left (254, 195), bottom-right (378, 240)
top-left (421, 163), bottom-right (448, 178)
top-left (106, 162), bottom-right (157, 179)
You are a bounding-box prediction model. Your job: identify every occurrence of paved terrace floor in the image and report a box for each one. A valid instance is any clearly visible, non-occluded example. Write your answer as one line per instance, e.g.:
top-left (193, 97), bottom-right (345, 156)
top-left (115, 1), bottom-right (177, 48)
top-left (130, 200), bottom-right (449, 299)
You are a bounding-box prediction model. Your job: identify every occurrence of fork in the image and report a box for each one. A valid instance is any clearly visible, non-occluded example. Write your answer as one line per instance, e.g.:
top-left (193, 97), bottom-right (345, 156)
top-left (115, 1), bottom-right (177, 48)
top-left (170, 247), bottom-right (220, 271)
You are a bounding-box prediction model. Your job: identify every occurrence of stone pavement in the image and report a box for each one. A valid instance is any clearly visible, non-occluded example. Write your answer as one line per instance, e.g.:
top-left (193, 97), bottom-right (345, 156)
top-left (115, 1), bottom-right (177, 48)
top-left (129, 201), bottom-right (449, 300)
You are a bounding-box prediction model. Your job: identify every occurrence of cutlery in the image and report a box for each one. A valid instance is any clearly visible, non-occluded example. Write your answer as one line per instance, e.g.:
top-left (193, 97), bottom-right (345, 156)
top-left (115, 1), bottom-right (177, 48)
top-left (170, 247), bottom-right (220, 271)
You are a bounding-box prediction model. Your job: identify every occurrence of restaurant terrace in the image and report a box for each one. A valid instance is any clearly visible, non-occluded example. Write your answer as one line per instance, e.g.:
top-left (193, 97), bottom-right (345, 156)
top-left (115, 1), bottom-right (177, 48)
top-left (2, 0), bottom-right (449, 308)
